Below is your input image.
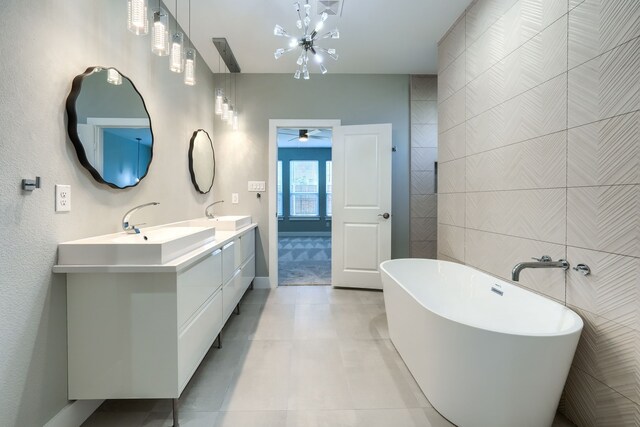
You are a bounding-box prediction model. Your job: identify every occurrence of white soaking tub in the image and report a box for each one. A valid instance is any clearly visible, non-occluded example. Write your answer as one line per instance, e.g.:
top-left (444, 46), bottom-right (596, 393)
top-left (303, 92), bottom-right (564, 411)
top-left (380, 259), bottom-right (582, 427)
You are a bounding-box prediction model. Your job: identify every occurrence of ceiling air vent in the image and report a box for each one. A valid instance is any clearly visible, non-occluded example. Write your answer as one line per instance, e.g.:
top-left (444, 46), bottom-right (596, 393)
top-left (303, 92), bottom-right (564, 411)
top-left (317, 0), bottom-right (343, 16)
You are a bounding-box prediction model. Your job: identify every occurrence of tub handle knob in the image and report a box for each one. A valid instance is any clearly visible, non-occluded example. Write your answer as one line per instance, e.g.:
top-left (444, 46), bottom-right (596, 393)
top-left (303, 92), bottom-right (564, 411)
top-left (572, 264), bottom-right (591, 276)
top-left (531, 255), bottom-right (552, 262)
top-left (378, 212), bottom-right (391, 219)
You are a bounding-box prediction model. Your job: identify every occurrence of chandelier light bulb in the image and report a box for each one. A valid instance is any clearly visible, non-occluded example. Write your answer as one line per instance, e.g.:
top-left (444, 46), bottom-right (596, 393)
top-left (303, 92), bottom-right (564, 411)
top-left (127, 0), bottom-right (149, 35)
top-left (170, 32), bottom-right (185, 73)
top-left (107, 68), bottom-right (123, 85)
top-left (184, 49), bottom-right (196, 86)
top-left (274, 24), bottom-right (288, 37)
top-left (274, 48), bottom-right (285, 59)
top-left (314, 54), bottom-right (323, 63)
top-left (215, 89), bottom-right (224, 115)
top-left (151, 9), bottom-right (169, 56)
top-left (289, 38), bottom-right (299, 48)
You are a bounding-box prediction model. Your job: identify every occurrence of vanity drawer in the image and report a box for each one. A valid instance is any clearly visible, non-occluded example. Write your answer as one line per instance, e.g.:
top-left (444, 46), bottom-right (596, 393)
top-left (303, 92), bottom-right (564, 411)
top-left (177, 249), bottom-right (222, 328)
top-left (178, 288), bottom-right (223, 392)
top-left (240, 230), bottom-right (255, 264)
top-left (222, 241), bottom-right (236, 283)
top-left (239, 254), bottom-right (255, 292)
top-left (233, 237), bottom-right (242, 270)
top-left (223, 268), bottom-right (242, 322)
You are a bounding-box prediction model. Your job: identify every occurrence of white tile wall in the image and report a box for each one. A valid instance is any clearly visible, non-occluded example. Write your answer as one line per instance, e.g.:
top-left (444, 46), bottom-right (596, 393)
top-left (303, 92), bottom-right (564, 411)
top-left (438, 0), bottom-right (640, 422)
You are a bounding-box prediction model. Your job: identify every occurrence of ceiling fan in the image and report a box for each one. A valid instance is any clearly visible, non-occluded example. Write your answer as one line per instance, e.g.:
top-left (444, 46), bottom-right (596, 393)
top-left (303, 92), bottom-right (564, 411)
top-left (281, 128), bottom-right (328, 142)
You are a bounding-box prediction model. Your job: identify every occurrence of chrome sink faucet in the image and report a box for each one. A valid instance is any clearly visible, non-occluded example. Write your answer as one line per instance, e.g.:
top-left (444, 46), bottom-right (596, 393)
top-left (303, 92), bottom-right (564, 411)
top-left (512, 255), bottom-right (570, 281)
top-left (205, 200), bottom-right (224, 219)
top-left (122, 202), bottom-right (160, 234)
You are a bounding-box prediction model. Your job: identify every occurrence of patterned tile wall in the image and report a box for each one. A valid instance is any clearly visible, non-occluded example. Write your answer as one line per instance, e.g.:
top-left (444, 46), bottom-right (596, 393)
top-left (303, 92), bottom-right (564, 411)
top-left (437, 0), bottom-right (640, 424)
top-left (410, 76), bottom-right (438, 259)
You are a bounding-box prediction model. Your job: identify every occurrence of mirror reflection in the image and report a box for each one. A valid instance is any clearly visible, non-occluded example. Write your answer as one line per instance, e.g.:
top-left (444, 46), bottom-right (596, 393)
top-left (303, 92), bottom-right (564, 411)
top-left (188, 130), bottom-right (215, 194)
top-left (67, 67), bottom-right (153, 189)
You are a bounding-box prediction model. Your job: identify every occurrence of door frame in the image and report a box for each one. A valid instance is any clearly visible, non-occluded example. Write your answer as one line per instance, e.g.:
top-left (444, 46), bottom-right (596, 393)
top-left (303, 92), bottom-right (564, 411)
top-left (268, 119), bottom-right (341, 289)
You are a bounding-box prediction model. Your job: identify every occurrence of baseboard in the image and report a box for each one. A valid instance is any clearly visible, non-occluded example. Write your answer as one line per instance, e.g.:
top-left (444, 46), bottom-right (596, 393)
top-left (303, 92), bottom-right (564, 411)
top-left (252, 276), bottom-right (271, 289)
top-left (44, 399), bottom-right (103, 427)
top-left (278, 232), bottom-right (331, 237)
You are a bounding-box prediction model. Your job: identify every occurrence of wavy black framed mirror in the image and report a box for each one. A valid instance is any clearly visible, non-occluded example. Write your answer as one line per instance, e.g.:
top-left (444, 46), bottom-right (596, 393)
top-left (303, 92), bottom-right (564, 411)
top-left (65, 66), bottom-right (154, 189)
top-left (188, 129), bottom-right (215, 194)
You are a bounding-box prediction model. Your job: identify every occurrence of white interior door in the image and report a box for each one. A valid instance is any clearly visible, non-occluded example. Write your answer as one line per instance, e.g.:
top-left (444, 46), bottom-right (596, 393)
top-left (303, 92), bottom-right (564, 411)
top-left (332, 124), bottom-right (392, 289)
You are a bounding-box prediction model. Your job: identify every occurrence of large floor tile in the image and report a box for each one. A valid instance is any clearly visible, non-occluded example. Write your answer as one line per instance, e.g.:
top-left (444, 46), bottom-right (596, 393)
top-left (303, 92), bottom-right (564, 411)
top-left (286, 410), bottom-right (358, 427)
top-left (214, 411), bottom-right (287, 427)
top-left (293, 303), bottom-right (339, 340)
top-left (142, 411), bottom-right (218, 427)
top-left (250, 303), bottom-right (296, 341)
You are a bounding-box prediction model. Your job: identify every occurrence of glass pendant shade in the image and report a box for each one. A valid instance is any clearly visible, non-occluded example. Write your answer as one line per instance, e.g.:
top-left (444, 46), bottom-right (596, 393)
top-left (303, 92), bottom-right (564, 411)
top-left (227, 106), bottom-right (234, 124)
top-left (232, 112), bottom-right (239, 131)
top-left (215, 89), bottom-right (224, 115)
top-left (170, 32), bottom-right (185, 73)
top-left (221, 99), bottom-right (230, 120)
top-left (127, 0), bottom-right (149, 35)
top-left (184, 49), bottom-right (196, 85)
top-left (303, 65), bottom-right (309, 80)
top-left (294, 69), bottom-right (301, 79)
top-left (107, 68), bottom-right (123, 85)
top-left (319, 64), bottom-right (328, 74)
top-left (151, 9), bottom-right (169, 56)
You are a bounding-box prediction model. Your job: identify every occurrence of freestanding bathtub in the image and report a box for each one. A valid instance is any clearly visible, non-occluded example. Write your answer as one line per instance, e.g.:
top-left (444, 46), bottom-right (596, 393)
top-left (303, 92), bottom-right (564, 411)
top-left (380, 259), bottom-right (583, 427)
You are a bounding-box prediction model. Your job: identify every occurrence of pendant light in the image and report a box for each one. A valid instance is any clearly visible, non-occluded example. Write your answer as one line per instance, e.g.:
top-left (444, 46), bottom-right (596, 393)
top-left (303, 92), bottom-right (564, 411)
top-left (221, 66), bottom-right (230, 120)
top-left (127, 0), bottom-right (149, 35)
top-left (215, 52), bottom-right (224, 115)
top-left (170, 0), bottom-right (184, 73)
top-left (232, 74), bottom-right (239, 131)
top-left (151, 2), bottom-right (169, 56)
top-left (184, 0), bottom-right (196, 85)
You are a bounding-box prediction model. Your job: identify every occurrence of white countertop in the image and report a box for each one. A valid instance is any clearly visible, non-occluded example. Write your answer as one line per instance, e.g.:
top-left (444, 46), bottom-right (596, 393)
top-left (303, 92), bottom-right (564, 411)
top-left (52, 223), bottom-right (257, 274)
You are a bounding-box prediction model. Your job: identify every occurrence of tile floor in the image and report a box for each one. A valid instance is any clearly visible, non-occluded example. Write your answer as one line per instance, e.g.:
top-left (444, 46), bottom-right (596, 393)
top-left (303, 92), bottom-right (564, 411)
top-left (278, 237), bottom-right (331, 286)
top-left (83, 286), bottom-right (576, 427)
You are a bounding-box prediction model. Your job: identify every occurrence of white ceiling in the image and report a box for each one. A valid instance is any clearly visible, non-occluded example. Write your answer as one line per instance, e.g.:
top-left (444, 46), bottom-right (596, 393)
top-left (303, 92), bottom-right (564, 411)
top-left (169, 0), bottom-right (472, 75)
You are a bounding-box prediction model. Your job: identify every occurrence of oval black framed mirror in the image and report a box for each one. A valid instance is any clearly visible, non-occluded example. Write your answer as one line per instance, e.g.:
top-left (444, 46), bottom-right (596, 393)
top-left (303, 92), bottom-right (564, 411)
top-left (188, 129), bottom-right (216, 194)
top-left (65, 66), bottom-right (154, 189)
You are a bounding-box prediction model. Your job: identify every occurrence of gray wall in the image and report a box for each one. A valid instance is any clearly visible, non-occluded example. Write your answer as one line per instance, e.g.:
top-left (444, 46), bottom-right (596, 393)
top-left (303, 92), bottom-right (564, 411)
top-left (437, 0), bottom-right (640, 424)
top-left (409, 76), bottom-right (438, 258)
top-left (212, 74), bottom-right (411, 277)
top-left (0, 1), bottom-right (217, 425)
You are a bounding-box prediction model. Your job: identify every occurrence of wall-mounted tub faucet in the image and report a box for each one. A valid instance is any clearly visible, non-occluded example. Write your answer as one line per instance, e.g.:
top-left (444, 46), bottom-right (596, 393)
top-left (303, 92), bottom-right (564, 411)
top-left (122, 202), bottom-right (160, 234)
top-left (205, 200), bottom-right (224, 218)
top-left (511, 255), bottom-right (570, 281)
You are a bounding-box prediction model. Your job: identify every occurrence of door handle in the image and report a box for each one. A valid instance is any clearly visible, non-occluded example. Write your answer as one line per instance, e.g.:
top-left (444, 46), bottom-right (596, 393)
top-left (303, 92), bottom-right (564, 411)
top-left (378, 213), bottom-right (391, 219)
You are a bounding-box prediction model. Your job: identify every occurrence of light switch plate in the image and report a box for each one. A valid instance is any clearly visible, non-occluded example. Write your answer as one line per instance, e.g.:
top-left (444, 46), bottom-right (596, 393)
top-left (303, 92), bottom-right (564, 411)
top-left (248, 181), bottom-right (266, 191)
top-left (55, 184), bottom-right (71, 212)
top-left (232, 193), bottom-right (239, 204)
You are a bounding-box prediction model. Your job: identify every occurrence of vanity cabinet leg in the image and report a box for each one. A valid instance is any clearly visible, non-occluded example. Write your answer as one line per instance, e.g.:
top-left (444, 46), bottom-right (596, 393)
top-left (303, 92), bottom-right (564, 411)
top-left (216, 333), bottom-right (222, 349)
top-left (235, 304), bottom-right (240, 315)
top-left (250, 280), bottom-right (254, 290)
top-left (172, 398), bottom-right (179, 427)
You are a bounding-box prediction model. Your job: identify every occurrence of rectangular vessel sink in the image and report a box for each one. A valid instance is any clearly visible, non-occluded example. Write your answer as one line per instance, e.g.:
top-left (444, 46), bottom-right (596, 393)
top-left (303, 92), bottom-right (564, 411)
top-left (207, 215), bottom-right (252, 231)
top-left (58, 225), bottom-right (216, 266)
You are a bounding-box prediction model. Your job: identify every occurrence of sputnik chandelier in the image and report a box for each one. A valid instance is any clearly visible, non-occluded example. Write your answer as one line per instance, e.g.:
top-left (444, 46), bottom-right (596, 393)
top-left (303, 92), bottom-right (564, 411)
top-left (273, 0), bottom-right (339, 80)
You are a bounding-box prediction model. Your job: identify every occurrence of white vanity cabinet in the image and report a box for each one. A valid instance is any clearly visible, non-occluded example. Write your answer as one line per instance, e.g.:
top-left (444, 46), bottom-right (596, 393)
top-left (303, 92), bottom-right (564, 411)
top-left (60, 225), bottom-right (256, 401)
top-left (222, 229), bottom-right (256, 323)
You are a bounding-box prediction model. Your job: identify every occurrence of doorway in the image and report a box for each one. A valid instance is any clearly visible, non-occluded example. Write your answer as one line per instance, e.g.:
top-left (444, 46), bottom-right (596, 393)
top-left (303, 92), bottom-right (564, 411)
top-left (269, 120), bottom-right (341, 288)
top-left (276, 127), bottom-right (333, 286)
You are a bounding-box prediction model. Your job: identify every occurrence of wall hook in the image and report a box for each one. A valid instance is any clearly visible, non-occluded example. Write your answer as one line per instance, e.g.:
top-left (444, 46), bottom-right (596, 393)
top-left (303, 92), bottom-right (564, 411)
top-left (22, 176), bottom-right (41, 191)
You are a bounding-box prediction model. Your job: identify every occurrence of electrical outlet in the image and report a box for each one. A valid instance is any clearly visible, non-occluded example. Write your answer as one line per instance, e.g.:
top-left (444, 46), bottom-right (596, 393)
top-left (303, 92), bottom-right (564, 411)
top-left (248, 181), bottom-right (266, 191)
top-left (55, 184), bottom-right (71, 212)
top-left (232, 193), bottom-right (239, 204)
